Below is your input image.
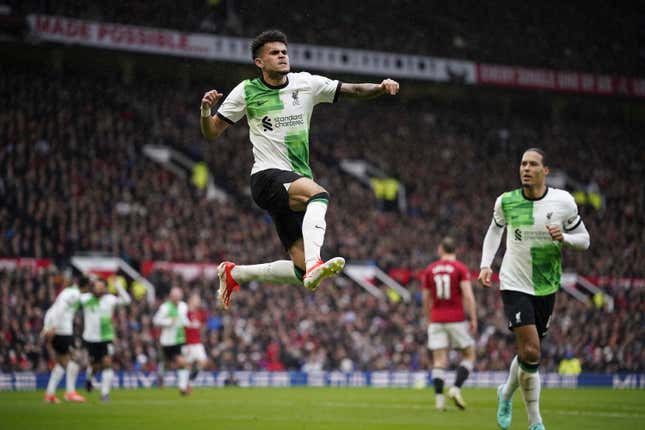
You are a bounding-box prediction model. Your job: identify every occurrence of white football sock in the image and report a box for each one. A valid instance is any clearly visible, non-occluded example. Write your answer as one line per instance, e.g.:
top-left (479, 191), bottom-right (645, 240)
top-left (66, 361), bottom-right (79, 393)
top-left (519, 366), bottom-right (542, 426)
top-left (46, 364), bottom-right (65, 396)
top-left (502, 355), bottom-right (519, 400)
top-left (178, 368), bottom-right (189, 391)
top-left (302, 200), bottom-right (328, 270)
top-left (231, 260), bottom-right (301, 285)
top-left (101, 369), bottom-right (114, 396)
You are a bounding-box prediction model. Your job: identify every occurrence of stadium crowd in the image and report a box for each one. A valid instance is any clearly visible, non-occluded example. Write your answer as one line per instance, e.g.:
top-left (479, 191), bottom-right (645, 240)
top-left (2, 66), bottom-right (642, 277)
top-left (1, 266), bottom-right (643, 375)
top-left (14, 0), bottom-right (642, 75)
top-left (0, 62), bottom-right (643, 376)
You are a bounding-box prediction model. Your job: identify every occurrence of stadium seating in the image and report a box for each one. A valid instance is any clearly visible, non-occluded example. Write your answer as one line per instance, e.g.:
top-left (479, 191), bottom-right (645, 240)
top-left (15, 0), bottom-right (642, 74)
top-left (1, 266), bottom-right (643, 374)
top-left (0, 63), bottom-right (642, 375)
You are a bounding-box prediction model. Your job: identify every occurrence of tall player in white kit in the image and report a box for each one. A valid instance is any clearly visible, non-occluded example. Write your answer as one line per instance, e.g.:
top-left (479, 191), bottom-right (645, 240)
top-left (42, 276), bottom-right (91, 403)
top-left (478, 148), bottom-right (590, 430)
top-left (200, 30), bottom-right (400, 309)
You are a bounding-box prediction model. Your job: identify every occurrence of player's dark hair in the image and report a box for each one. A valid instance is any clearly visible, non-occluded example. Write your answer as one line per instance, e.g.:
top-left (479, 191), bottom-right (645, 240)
top-left (77, 275), bottom-right (92, 289)
top-left (440, 237), bottom-right (456, 254)
top-left (524, 147), bottom-right (547, 166)
top-left (251, 29), bottom-right (288, 59)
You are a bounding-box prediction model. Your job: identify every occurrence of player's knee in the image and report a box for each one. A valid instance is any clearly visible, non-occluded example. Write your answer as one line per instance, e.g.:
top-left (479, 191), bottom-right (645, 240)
top-left (176, 357), bottom-right (187, 368)
top-left (462, 346), bottom-right (476, 362)
top-left (519, 342), bottom-right (541, 364)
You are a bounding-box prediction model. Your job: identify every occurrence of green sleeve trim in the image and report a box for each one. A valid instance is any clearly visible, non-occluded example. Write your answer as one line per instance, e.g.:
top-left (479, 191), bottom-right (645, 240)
top-left (308, 198), bottom-right (328, 205)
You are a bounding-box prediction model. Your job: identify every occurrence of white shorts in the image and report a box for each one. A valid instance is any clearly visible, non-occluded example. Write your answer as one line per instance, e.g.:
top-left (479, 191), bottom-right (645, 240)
top-left (427, 321), bottom-right (474, 350)
top-left (182, 343), bottom-right (207, 364)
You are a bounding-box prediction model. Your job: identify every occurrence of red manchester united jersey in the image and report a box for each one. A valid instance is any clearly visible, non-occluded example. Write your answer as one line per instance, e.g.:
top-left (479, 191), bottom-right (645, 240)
top-left (185, 308), bottom-right (207, 345)
top-left (422, 259), bottom-right (470, 323)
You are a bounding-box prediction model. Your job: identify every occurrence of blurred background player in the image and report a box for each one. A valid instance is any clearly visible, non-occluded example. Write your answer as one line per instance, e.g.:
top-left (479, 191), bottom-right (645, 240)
top-left (81, 278), bottom-right (131, 401)
top-left (41, 275), bottom-right (91, 403)
top-left (200, 30), bottom-right (399, 309)
top-left (479, 148), bottom-right (590, 430)
top-left (153, 287), bottom-right (191, 395)
top-left (422, 237), bottom-right (477, 411)
top-left (183, 293), bottom-right (209, 388)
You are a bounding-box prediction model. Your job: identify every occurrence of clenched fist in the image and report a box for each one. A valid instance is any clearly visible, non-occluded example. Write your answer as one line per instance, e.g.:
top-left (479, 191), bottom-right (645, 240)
top-left (201, 90), bottom-right (224, 111)
top-left (380, 79), bottom-right (400, 95)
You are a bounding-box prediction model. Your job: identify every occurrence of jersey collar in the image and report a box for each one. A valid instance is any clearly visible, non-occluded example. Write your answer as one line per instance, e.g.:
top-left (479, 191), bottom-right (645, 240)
top-left (260, 75), bottom-right (289, 90)
top-left (521, 187), bottom-right (549, 201)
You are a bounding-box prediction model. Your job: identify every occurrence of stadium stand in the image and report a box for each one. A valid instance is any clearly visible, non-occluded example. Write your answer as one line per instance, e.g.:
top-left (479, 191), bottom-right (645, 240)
top-left (1, 65), bottom-right (642, 276)
top-left (1, 266), bottom-right (643, 374)
top-left (0, 60), bottom-right (643, 374)
top-left (12, 0), bottom-right (643, 74)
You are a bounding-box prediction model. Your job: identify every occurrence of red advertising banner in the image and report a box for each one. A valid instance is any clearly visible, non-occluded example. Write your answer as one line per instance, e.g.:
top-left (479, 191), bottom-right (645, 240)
top-left (0, 258), bottom-right (53, 270)
top-left (477, 63), bottom-right (645, 98)
top-left (27, 14), bottom-right (212, 58)
top-left (27, 14), bottom-right (644, 97)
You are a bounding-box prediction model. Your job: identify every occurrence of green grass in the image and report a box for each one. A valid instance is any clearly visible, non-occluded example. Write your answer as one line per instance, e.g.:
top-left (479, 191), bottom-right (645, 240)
top-left (1, 387), bottom-right (644, 430)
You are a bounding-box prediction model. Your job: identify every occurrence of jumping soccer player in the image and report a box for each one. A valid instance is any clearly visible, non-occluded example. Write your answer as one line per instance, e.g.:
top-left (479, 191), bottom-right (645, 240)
top-left (422, 237), bottom-right (477, 411)
top-left (200, 29), bottom-right (400, 309)
top-left (478, 148), bottom-right (590, 430)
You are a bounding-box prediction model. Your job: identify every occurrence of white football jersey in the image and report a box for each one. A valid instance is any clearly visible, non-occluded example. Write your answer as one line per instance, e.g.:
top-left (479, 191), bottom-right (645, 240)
top-left (81, 293), bottom-right (128, 342)
top-left (217, 71), bottom-right (340, 178)
top-left (492, 187), bottom-right (582, 296)
top-left (153, 300), bottom-right (189, 346)
top-left (44, 286), bottom-right (81, 336)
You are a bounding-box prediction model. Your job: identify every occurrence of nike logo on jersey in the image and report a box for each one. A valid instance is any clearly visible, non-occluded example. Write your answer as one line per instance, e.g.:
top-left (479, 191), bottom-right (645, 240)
top-left (314, 225), bottom-right (325, 230)
top-left (256, 100), bottom-right (267, 106)
top-left (515, 311), bottom-right (521, 323)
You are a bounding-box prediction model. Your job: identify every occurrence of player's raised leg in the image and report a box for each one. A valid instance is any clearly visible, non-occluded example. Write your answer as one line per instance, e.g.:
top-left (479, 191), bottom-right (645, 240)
top-left (288, 178), bottom-right (344, 291)
top-left (217, 259), bottom-right (303, 309)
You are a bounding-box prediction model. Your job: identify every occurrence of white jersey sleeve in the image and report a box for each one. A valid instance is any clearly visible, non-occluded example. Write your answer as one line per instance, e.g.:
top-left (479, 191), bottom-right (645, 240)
top-left (306, 72), bottom-right (341, 105)
top-left (114, 284), bottom-right (132, 305)
top-left (562, 193), bottom-right (582, 232)
top-left (80, 292), bottom-right (93, 306)
top-left (43, 307), bottom-right (54, 330)
top-left (492, 195), bottom-right (506, 227)
top-left (153, 303), bottom-right (172, 327)
top-left (179, 301), bottom-right (190, 326)
top-left (216, 82), bottom-right (247, 124)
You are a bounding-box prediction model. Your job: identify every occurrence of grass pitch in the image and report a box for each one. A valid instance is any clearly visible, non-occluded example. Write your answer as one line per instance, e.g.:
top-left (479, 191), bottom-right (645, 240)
top-left (1, 387), bottom-right (643, 430)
